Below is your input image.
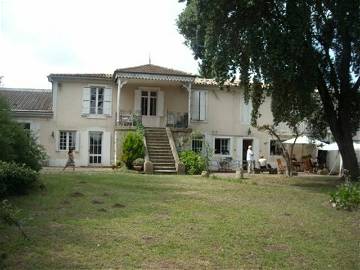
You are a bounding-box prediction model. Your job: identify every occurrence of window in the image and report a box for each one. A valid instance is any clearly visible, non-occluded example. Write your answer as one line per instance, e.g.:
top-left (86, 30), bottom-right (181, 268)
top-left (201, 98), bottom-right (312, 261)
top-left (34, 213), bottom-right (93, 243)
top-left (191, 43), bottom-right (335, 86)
top-left (270, 140), bottom-right (282, 155)
top-left (240, 96), bottom-right (252, 124)
top-left (192, 137), bottom-right (203, 153)
top-left (141, 91), bottom-right (157, 116)
top-left (214, 138), bottom-right (230, 155)
top-left (21, 123), bottom-right (31, 130)
top-left (191, 90), bottom-right (207, 121)
top-left (59, 131), bottom-right (76, 151)
top-left (90, 87), bottom-right (104, 114)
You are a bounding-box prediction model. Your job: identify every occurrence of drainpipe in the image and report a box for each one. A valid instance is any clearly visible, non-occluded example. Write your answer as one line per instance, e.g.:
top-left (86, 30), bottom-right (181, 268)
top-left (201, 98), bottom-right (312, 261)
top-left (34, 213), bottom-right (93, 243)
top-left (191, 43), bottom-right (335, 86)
top-left (116, 78), bottom-right (121, 125)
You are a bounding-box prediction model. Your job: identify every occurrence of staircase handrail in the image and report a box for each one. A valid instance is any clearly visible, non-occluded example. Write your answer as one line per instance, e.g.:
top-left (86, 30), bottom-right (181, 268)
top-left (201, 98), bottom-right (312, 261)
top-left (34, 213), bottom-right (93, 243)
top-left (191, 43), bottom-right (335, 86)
top-left (165, 127), bottom-right (180, 164)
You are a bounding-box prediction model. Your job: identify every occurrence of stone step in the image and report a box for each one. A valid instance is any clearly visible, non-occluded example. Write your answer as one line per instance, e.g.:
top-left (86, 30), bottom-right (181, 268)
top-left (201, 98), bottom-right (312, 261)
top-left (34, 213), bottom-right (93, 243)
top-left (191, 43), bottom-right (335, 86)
top-left (152, 162), bottom-right (176, 166)
top-left (146, 139), bottom-right (169, 143)
top-left (154, 166), bottom-right (176, 170)
top-left (146, 142), bottom-right (171, 149)
top-left (149, 156), bottom-right (174, 160)
top-left (150, 158), bottom-right (175, 162)
top-left (154, 169), bottom-right (177, 174)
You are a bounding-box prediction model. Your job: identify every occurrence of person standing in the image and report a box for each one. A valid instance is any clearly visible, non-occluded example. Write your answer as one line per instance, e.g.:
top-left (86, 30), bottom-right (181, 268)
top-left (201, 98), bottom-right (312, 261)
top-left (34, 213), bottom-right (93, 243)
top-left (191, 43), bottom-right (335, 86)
top-left (246, 145), bottom-right (254, 173)
top-left (63, 148), bottom-right (75, 171)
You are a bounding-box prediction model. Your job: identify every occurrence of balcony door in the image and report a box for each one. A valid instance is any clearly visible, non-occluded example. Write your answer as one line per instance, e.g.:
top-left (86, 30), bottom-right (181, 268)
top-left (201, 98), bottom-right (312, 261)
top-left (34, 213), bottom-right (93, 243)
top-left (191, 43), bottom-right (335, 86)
top-left (134, 88), bottom-right (164, 127)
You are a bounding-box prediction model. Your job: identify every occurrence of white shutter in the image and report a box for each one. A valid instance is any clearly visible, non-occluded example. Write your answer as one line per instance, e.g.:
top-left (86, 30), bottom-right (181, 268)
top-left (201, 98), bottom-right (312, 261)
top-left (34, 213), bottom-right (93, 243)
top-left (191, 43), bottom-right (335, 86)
top-left (102, 131), bottom-right (111, 165)
top-left (157, 90), bottom-right (164, 117)
top-left (82, 87), bottom-right (91, 115)
top-left (241, 95), bottom-right (252, 124)
top-left (134, 89), bottom-right (142, 114)
top-left (191, 91), bottom-right (200, 120)
top-left (199, 91), bottom-right (207, 121)
top-left (55, 131), bottom-right (60, 151)
top-left (75, 131), bottom-right (80, 151)
top-left (103, 88), bottom-right (112, 116)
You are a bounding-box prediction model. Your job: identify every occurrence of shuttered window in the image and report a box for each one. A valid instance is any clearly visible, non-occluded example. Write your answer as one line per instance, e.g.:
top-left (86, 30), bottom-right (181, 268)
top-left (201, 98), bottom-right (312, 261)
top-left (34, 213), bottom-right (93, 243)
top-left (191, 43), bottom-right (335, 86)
top-left (191, 90), bottom-right (207, 121)
top-left (82, 87), bottom-right (112, 116)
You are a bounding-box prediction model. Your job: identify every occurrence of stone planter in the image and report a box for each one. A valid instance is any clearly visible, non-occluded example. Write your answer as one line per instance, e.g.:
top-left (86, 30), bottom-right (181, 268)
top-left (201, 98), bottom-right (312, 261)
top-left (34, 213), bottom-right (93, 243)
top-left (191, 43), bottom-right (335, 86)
top-left (133, 165), bottom-right (143, 171)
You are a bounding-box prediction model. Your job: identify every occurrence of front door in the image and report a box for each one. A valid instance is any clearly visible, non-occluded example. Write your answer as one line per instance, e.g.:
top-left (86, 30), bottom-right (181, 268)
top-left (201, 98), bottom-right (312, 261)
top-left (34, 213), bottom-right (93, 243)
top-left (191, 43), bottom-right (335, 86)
top-left (89, 132), bottom-right (102, 165)
top-left (141, 90), bottom-right (160, 127)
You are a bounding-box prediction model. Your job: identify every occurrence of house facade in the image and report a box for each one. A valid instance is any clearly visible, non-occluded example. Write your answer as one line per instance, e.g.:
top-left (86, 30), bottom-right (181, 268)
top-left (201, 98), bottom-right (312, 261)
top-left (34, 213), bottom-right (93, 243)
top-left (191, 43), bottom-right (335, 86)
top-left (1, 64), bottom-right (299, 171)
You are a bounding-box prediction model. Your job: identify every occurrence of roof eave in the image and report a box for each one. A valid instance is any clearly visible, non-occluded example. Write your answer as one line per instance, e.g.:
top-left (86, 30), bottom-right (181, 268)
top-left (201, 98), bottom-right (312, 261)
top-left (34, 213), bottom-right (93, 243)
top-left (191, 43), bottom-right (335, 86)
top-left (12, 110), bottom-right (54, 118)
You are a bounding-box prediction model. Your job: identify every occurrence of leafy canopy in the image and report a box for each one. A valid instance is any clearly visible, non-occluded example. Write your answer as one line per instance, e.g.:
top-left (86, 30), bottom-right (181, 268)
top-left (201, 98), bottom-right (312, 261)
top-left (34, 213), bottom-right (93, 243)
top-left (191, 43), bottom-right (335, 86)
top-left (178, 0), bottom-right (360, 177)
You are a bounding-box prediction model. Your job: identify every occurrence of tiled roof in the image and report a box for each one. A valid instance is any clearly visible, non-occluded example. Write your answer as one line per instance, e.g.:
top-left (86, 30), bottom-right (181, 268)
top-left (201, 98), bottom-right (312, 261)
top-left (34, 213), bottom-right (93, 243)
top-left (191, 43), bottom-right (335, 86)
top-left (114, 64), bottom-right (196, 77)
top-left (194, 77), bottom-right (239, 86)
top-left (0, 88), bottom-right (52, 111)
top-left (48, 73), bottom-right (112, 81)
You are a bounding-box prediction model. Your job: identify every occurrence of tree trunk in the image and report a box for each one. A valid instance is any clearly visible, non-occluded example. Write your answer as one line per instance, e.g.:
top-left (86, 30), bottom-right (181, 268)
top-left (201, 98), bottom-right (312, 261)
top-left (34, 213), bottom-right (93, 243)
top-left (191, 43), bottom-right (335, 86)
top-left (331, 126), bottom-right (359, 180)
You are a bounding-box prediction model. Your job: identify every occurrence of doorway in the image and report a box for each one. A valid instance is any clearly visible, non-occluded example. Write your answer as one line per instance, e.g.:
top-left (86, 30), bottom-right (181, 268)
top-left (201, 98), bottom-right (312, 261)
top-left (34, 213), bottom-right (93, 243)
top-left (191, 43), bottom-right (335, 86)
top-left (89, 132), bottom-right (103, 165)
top-left (242, 139), bottom-right (253, 168)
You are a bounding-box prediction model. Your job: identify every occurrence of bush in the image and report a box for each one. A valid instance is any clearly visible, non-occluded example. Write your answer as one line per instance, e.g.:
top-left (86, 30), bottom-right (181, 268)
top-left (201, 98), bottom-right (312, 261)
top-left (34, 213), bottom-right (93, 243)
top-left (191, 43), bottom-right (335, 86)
top-left (0, 161), bottom-right (39, 197)
top-left (330, 182), bottom-right (360, 211)
top-left (179, 150), bottom-right (206, 175)
top-left (121, 132), bottom-right (145, 168)
top-left (133, 158), bottom-right (145, 166)
top-left (0, 97), bottom-right (47, 171)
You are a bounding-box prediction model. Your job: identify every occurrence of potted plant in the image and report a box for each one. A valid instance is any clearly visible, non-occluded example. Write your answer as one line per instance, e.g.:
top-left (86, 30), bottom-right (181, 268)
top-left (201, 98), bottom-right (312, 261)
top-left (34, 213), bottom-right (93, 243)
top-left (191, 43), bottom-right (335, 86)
top-left (132, 158), bottom-right (144, 171)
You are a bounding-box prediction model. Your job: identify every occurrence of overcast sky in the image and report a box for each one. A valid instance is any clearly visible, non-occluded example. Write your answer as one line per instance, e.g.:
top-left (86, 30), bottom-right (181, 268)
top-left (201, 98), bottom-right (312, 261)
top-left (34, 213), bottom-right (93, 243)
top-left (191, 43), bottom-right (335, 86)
top-left (0, 0), bottom-right (199, 89)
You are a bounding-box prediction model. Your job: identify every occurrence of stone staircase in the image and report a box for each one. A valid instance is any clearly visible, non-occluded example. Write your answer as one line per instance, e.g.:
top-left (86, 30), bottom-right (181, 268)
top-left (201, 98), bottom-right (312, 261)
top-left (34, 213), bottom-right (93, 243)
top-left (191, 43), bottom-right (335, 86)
top-left (145, 128), bottom-right (176, 173)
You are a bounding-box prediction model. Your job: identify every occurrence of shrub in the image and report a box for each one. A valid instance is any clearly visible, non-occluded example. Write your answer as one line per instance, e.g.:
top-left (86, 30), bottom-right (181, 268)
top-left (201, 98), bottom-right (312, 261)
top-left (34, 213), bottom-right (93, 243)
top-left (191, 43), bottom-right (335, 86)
top-left (0, 161), bottom-right (39, 197)
top-left (0, 97), bottom-right (47, 171)
top-left (179, 150), bottom-right (206, 175)
top-left (330, 182), bottom-right (360, 211)
top-left (121, 132), bottom-right (145, 168)
top-left (133, 158), bottom-right (145, 166)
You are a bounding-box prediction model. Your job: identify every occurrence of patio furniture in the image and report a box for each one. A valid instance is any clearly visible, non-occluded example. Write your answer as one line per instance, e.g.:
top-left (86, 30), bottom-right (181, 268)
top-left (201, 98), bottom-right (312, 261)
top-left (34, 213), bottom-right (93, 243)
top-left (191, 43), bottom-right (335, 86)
top-left (276, 159), bottom-right (286, 174)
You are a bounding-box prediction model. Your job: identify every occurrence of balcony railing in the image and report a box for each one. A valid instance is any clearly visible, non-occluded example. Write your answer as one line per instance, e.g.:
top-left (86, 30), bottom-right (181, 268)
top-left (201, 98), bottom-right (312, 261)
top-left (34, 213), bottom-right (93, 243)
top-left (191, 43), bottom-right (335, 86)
top-left (115, 113), bottom-right (142, 128)
top-left (166, 112), bottom-right (188, 128)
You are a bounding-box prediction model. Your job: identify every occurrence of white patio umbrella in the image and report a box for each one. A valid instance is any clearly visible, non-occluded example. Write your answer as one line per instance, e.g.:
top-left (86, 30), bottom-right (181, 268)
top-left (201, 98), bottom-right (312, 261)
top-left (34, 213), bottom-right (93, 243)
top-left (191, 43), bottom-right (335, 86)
top-left (283, 135), bottom-right (326, 146)
top-left (283, 135), bottom-right (327, 160)
top-left (317, 142), bottom-right (360, 176)
top-left (318, 142), bottom-right (360, 151)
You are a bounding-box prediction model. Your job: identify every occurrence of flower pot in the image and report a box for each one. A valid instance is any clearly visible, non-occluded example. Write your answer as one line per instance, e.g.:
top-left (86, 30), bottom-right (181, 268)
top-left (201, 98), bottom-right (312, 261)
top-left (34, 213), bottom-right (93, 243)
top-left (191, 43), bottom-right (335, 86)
top-left (133, 165), bottom-right (143, 171)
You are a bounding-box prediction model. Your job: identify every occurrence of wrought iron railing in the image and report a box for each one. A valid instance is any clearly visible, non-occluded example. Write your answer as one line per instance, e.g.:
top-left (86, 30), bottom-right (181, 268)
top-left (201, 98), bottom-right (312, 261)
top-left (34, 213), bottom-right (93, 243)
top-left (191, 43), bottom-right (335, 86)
top-left (115, 113), bottom-right (142, 128)
top-left (166, 112), bottom-right (188, 128)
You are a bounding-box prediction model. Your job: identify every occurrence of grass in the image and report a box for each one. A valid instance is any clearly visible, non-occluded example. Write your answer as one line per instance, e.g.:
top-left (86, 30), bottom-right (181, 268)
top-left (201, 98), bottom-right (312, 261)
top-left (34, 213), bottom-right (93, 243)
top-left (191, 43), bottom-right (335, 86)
top-left (1, 172), bottom-right (359, 269)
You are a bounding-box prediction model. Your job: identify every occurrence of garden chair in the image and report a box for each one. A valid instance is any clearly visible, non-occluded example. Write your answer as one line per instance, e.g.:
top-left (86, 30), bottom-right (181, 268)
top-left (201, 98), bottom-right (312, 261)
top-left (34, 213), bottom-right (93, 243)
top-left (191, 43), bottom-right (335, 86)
top-left (303, 158), bottom-right (314, 173)
top-left (276, 159), bottom-right (286, 174)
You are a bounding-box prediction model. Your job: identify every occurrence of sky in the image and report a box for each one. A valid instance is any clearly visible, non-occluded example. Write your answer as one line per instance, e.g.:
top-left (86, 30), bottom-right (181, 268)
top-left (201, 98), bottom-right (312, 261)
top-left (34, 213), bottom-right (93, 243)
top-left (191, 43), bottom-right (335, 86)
top-left (0, 0), bottom-right (199, 89)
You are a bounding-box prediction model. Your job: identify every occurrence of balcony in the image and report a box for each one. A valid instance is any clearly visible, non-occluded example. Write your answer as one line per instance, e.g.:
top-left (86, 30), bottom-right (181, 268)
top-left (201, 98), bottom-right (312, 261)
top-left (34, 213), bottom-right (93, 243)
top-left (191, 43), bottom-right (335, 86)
top-left (114, 113), bottom-right (142, 129)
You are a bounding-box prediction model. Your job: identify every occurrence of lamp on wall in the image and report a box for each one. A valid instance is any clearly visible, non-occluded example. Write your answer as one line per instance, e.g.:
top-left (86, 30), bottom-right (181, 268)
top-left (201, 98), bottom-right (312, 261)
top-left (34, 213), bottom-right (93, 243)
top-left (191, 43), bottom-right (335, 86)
top-left (247, 128), bottom-right (252, 136)
top-left (51, 131), bottom-right (55, 138)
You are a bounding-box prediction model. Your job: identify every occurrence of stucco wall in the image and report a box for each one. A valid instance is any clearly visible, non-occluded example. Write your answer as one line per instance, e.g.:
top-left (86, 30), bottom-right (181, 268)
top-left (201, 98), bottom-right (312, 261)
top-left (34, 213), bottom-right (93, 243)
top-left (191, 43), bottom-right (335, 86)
top-left (52, 80), bottom-right (116, 166)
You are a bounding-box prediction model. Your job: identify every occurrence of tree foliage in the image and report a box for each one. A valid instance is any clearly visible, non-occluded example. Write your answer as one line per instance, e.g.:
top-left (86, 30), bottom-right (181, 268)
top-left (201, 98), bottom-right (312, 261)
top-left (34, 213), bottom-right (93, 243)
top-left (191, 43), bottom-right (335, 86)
top-left (178, 0), bottom-right (360, 178)
top-left (0, 97), bottom-right (47, 171)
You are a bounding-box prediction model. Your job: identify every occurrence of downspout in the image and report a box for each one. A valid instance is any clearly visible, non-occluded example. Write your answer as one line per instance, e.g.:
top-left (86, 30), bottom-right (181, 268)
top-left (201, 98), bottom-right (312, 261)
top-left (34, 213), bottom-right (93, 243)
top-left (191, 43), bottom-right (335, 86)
top-left (116, 78), bottom-right (121, 125)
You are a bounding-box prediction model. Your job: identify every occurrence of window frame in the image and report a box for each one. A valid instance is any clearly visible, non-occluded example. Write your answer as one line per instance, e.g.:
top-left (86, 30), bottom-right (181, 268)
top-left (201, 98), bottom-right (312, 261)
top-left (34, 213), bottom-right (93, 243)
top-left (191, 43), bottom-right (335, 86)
top-left (141, 90), bottom-right (157, 116)
top-left (59, 131), bottom-right (76, 151)
top-left (269, 139), bottom-right (283, 156)
top-left (90, 87), bottom-right (105, 115)
top-left (214, 137), bottom-right (231, 156)
top-left (191, 136), bottom-right (204, 153)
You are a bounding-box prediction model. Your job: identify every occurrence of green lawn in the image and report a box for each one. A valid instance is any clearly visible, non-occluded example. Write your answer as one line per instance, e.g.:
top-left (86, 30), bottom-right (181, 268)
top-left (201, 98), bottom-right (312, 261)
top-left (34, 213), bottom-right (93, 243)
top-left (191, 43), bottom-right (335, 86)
top-left (1, 172), bottom-right (359, 269)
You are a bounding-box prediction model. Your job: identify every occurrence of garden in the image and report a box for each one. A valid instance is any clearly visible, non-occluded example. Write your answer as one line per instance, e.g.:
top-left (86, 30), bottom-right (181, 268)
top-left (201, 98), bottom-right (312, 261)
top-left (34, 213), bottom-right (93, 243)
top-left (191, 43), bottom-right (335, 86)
top-left (1, 172), bottom-right (359, 269)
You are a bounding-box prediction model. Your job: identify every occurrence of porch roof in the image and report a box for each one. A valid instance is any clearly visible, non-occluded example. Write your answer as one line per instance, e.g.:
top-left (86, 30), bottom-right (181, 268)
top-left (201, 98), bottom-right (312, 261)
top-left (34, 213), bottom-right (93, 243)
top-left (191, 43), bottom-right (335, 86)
top-left (114, 64), bottom-right (196, 82)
